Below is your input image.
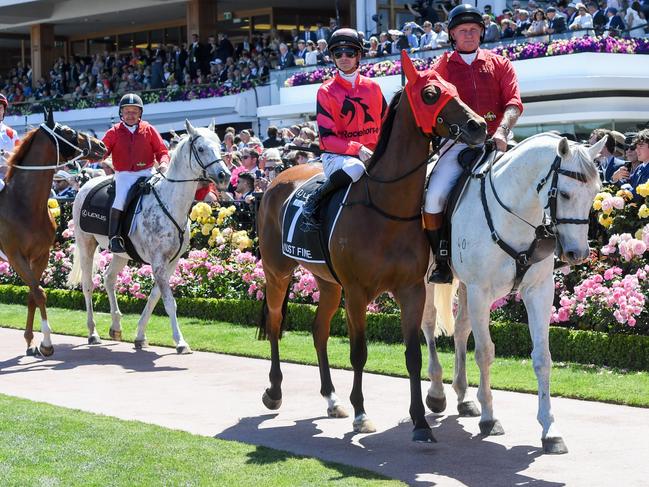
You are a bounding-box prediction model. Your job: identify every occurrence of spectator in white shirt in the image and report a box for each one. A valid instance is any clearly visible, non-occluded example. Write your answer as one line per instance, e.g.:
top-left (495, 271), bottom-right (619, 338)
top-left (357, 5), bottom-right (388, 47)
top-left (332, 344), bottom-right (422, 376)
top-left (570, 3), bottom-right (594, 31)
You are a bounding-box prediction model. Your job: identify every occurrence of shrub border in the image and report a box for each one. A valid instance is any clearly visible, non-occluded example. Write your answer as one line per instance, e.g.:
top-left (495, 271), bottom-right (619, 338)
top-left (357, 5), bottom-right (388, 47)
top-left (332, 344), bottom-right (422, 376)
top-left (0, 284), bottom-right (646, 371)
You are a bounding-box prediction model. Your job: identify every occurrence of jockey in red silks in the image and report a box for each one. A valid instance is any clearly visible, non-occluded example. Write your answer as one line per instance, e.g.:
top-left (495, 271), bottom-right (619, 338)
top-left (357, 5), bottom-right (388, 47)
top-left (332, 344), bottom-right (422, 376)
top-left (0, 93), bottom-right (19, 192)
top-left (424, 4), bottom-right (523, 283)
top-left (102, 93), bottom-right (169, 253)
top-left (301, 28), bottom-right (388, 230)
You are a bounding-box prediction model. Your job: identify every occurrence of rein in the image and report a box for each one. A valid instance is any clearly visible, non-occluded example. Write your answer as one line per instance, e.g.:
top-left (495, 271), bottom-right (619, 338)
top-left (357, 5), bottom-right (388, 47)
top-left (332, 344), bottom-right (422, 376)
top-left (11, 123), bottom-right (91, 171)
top-left (149, 133), bottom-right (225, 262)
top-left (477, 152), bottom-right (590, 293)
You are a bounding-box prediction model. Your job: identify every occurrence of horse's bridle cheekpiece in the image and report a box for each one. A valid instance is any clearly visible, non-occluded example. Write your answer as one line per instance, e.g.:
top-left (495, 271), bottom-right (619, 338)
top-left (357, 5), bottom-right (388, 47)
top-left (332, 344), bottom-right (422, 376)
top-left (479, 152), bottom-right (590, 293)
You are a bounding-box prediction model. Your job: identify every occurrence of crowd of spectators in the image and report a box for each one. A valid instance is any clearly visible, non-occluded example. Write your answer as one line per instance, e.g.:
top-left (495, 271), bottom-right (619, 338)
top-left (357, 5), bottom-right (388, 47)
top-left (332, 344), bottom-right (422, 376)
top-left (1, 2), bottom-right (647, 107)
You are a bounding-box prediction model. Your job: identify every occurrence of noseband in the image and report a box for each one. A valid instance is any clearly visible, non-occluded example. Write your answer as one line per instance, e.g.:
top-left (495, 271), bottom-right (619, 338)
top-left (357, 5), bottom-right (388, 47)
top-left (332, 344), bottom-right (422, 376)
top-left (479, 153), bottom-right (590, 293)
top-left (12, 123), bottom-right (92, 171)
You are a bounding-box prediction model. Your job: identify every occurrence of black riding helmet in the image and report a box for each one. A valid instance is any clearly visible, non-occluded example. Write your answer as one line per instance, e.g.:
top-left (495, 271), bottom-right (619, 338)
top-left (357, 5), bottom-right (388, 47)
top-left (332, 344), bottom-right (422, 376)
top-left (118, 93), bottom-right (144, 119)
top-left (447, 4), bottom-right (486, 46)
top-left (328, 28), bottom-right (364, 52)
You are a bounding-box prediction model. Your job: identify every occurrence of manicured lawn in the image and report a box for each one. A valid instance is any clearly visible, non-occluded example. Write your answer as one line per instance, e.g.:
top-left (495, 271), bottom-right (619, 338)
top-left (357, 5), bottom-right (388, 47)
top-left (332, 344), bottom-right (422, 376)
top-left (0, 304), bottom-right (648, 407)
top-left (0, 394), bottom-right (401, 486)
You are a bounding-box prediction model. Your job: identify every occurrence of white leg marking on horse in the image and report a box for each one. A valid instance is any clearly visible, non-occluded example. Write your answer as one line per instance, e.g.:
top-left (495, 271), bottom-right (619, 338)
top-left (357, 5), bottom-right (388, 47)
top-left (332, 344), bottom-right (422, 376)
top-left (41, 319), bottom-right (52, 348)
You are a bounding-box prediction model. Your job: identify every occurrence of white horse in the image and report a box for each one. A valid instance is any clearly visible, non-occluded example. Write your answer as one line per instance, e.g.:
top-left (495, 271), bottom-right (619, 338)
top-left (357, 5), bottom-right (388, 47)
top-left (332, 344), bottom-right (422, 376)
top-left (421, 133), bottom-right (607, 454)
top-left (68, 120), bottom-right (230, 353)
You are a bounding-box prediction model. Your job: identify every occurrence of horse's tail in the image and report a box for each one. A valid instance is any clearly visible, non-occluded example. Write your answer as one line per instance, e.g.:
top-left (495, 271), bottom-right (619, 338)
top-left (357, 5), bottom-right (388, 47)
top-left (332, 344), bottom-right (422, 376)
top-left (66, 243), bottom-right (98, 289)
top-left (257, 286), bottom-right (291, 341)
top-left (433, 280), bottom-right (458, 336)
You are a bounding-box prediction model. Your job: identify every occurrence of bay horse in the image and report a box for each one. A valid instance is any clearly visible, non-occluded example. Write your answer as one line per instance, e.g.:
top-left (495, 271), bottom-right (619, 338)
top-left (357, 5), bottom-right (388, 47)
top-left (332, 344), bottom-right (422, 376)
top-left (257, 51), bottom-right (487, 442)
top-left (68, 120), bottom-right (230, 354)
top-left (421, 133), bottom-right (606, 453)
top-left (0, 108), bottom-right (106, 356)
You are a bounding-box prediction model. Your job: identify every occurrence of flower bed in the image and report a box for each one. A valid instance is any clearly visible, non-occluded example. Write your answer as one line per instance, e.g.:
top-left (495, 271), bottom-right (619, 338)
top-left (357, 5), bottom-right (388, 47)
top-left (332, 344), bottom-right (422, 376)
top-left (285, 36), bottom-right (649, 87)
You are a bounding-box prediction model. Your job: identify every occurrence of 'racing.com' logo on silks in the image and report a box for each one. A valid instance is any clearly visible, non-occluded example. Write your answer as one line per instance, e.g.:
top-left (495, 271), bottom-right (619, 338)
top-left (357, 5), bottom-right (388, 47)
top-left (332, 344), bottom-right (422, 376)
top-left (342, 95), bottom-right (375, 126)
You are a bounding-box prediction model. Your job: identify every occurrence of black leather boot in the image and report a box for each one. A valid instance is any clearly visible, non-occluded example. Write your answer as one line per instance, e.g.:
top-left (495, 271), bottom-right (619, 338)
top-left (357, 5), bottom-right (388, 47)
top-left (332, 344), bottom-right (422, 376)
top-left (425, 229), bottom-right (453, 284)
top-left (108, 208), bottom-right (126, 253)
top-left (301, 169), bottom-right (353, 231)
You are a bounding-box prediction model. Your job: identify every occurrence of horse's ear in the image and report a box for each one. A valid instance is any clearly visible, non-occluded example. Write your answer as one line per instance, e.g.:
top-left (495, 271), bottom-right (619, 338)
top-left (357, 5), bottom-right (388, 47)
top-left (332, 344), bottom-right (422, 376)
top-left (185, 119), bottom-right (196, 136)
top-left (588, 136), bottom-right (607, 161)
top-left (46, 106), bottom-right (55, 128)
top-left (208, 118), bottom-right (216, 133)
top-left (557, 137), bottom-right (570, 159)
top-left (400, 50), bottom-right (418, 84)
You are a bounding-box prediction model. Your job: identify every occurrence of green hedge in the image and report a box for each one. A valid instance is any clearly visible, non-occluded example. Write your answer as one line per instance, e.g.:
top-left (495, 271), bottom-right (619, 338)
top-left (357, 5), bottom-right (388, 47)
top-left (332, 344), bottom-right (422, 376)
top-left (1, 284), bottom-right (647, 371)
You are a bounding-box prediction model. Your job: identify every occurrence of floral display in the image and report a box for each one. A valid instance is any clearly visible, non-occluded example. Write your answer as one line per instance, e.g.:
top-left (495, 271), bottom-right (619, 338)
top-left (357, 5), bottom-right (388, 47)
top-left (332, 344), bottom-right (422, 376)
top-left (285, 36), bottom-right (649, 87)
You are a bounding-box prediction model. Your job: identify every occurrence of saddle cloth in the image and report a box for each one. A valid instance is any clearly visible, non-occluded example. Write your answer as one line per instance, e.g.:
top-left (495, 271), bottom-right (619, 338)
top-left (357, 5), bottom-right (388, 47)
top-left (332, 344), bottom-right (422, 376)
top-left (281, 173), bottom-right (350, 265)
top-left (79, 176), bottom-right (151, 263)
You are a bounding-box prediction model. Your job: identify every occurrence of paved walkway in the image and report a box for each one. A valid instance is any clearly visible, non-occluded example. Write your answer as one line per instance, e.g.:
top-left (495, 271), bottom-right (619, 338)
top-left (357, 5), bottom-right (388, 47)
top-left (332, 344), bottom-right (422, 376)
top-left (0, 327), bottom-right (647, 486)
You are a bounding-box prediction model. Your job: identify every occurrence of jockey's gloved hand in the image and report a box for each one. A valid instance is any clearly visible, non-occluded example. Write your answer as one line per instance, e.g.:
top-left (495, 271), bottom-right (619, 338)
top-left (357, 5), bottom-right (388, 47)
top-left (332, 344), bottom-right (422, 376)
top-left (158, 164), bottom-right (168, 174)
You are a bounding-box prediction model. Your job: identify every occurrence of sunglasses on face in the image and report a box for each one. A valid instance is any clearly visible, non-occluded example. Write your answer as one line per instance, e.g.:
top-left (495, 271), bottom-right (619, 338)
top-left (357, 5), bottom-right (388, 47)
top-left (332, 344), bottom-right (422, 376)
top-left (242, 155), bottom-right (251, 159)
top-left (332, 48), bottom-right (359, 59)
top-left (627, 145), bottom-right (636, 151)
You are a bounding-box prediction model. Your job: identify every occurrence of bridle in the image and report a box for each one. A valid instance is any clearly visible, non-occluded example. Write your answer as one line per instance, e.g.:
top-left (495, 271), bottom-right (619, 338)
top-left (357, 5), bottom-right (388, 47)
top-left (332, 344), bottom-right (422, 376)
top-left (11, 123), bottom-right (92, 170)
top-left (156, 134), bottom-right (225, 183)
top-left (478, 151), bottom-right (591, 293)
top-left (149, 132), bottom-right (227, 263)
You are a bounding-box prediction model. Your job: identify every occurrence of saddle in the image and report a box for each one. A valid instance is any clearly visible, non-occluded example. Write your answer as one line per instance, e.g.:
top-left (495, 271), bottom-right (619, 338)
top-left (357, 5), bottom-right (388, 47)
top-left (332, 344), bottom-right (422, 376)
top-left (281, 173), bottom-right (350, 283)
top-left (79, 176), bottom-right (152, 263)
top-left (437, 144), bottom-right (496, 261)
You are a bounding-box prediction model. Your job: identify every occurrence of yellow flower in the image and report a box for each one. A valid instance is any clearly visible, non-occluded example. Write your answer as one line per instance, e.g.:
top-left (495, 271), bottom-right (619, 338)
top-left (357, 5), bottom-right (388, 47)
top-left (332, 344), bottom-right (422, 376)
top-left (592, 200), bottom-right (602, 211)
top-left (598, 214), bottom-right (613, 228)
top-left (616, 189), bottom-right (633, 201)
top-left (635, 229), bottom-right (644, 240)
top-left (201, 223), bottom-right (214, 236)
top-left (637, 183), bottom-right (649, 198)
top-left (49, 207), bottom-right (60, 219)
top-left (594, 192), bottom-right (610, 201)
top-left (638, 204), bottom-right (649, 219)
top-left (47, 198), bottom-right (59, 209)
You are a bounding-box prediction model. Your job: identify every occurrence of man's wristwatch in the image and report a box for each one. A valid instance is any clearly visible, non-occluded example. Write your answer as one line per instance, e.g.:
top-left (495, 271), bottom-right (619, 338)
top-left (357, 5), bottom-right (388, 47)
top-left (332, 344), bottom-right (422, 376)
top-left (498, 124), bottom-right (510, 135)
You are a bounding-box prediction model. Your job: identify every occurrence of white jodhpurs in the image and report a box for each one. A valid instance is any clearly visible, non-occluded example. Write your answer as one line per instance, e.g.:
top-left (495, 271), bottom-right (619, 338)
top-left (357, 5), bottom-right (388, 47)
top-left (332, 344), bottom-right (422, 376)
top-left (321, 153), bottom-right (365, 183)
top-left (424, 141), bottom-right (467, 213)
top-left (112, 168), bottom-right (153, 211)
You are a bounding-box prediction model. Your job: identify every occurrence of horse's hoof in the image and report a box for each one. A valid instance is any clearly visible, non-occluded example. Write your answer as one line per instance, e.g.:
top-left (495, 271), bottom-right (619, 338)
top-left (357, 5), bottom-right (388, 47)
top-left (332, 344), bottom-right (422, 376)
top-left (353, 415), bottom-right (376, 434)
top-left (327, 405), bottom-right (349, 418)
top-left (176, 345), bottom-right (192, 355)
top-left (542, 437), bottom-right (568, 454)
top-left (426, 394), bottom-right (447, 414)
top-left (479, 419), bottom-right (505, 436)
top-left (109, 329), bottom-right (122, 341)
top-left (88, 335), bottom-right (102, 345)
top-left (39, 344), bottom-right (54, 357)
top-left (458, 401), bottom-right (481, 417)
top-left (26, 346), bottom-right (40, 357)
top-left (134, 339), bottom-right (149, 349)
top-left (412, 428), bottom-right (437, 443)
top-left (262, 390), bottom-right (282, 410)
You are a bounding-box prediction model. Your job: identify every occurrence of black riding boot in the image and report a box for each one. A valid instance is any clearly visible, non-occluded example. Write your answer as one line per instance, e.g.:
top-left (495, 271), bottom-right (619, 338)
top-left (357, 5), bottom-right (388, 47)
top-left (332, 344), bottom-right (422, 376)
top-left (108, 208), bottom-right (126, 253)
top-left (426, 229), bottom-right (453, 284)
top-left (301, 169), bottom-right (353, 231)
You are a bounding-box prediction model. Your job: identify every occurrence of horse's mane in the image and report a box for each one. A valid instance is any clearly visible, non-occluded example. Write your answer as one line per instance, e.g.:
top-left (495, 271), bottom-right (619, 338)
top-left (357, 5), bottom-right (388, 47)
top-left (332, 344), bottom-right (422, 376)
top-left (366, 89), bottom-right (403, 172)
top-left (4, 127), bottom-right (38, 181)
top-left (505, 132), bottom-right (599, 183)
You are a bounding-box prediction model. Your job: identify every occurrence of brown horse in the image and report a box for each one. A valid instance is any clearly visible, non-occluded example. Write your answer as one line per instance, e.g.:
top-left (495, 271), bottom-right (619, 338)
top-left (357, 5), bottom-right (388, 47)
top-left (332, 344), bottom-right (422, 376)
top-left (257, 52), bottom-right (487, 442)
top-left (0, 108), bottom-right (106, 357)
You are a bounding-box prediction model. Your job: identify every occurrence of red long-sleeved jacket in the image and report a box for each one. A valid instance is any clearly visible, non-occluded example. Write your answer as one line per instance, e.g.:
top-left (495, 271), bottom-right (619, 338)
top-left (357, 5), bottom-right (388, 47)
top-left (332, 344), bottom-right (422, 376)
top-left (102, 120), bottom-right (170, 172)
top-left (433, 49), bottom-right (523, 136)
top-left (317, 74), bottom-right (387, 155)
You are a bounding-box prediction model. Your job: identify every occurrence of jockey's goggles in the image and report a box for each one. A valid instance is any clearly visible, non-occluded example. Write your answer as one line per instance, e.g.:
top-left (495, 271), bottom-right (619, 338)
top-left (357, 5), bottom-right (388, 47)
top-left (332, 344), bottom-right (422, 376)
top-left (332, 48), bottom-right (360, 59)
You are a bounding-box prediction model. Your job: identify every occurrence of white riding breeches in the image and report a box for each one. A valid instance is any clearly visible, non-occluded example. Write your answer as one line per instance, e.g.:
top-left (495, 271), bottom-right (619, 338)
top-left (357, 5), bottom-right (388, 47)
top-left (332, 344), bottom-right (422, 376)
top-left (112, 168), bottom-right (153, 211)
top-left (424, 141), bottom-right (467, 214)
top-left (321, 153), bottom-right (365, 183)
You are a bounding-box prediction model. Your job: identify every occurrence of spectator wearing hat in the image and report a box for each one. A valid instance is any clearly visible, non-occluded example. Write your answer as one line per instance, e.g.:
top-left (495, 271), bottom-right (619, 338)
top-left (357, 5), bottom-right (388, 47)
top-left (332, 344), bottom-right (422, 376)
top-left (565, 3), bottom-right (579, 25)
top-left (604, 7), bottom-right (626, 31)
top-left (483, 15), bottom-right (501, 42)
top-left (611, 133), bottom-right (640, 184)
top-left (546, 7), bottom-right (568, 34)
top-left (569, 3), bottom-right (594, 31)
top-left (53, 170), bottom-right (77, 199)
top-left (620, 130), bottom-right (649, 196)
top-left (589, 129), bottom-right (626, 183)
